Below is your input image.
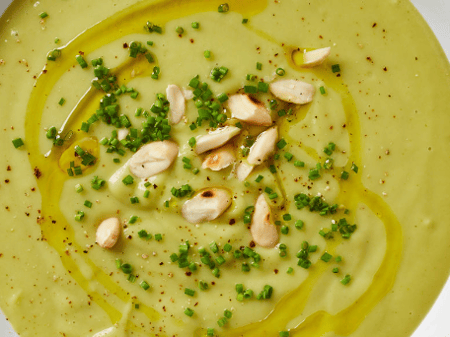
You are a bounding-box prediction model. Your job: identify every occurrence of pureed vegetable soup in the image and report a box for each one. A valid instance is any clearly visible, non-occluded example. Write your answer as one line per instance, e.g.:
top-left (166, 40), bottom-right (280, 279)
top-left (1, 0), bottom-right (450, 336)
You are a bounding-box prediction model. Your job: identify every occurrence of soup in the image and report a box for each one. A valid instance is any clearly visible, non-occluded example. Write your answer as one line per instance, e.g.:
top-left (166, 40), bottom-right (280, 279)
top-left (0, 0), bottom-right (449, 336)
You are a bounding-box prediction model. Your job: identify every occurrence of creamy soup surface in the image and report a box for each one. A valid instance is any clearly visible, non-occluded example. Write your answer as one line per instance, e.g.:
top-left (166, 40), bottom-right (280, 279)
top-left (1, 0), bottom-right (450, 336)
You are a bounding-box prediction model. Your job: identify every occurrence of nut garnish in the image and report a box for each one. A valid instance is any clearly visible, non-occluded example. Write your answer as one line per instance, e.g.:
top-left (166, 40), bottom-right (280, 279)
top-left (269, 79), bottom-right (315, 104)
top-left (247, 127), bottom-right (278, 165)
top-left (129, 140), bottom-right (178, 179)
top-left (96, 217), bottom-right (121, 249)
top-left (250, 194), bottom-right (279, 248)
top-left (181, 188), bottom-right (232, 224)
top-left (227, 94), bottom-right (272, 126)
top-left (195, 126), bottom-right (241, 154)
top-left (236, 161), bottom-right (254, 182)
top-left (202, 145), bottom-right (235, 171)
top-left (302, 47), bottom-right (331, 68)
top-left (166, 84), bottom-right (186, 125)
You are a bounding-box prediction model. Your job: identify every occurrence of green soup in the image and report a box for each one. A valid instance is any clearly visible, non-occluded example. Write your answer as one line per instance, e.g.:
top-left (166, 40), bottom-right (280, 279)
top-left (0, 0), bottom-right (449, 336)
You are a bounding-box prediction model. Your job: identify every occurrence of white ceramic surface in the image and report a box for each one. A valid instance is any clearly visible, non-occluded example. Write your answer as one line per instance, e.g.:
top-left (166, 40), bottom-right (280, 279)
top-left (0, 0), bottom-right (449, 336)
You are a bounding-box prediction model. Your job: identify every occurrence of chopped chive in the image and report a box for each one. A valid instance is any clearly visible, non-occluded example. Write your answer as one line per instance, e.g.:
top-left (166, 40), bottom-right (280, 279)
top-left (122, 175), bottom-right (134, 186)
top-left (319, 86), bottom-right (326, 95)
top-left (224, 309), bottom-right (232, 319)
top-left (12, 138), bottom-right (24, 148)
top-left (217, 93), bottom-right (228, 103)
top-left (269, 165), bottom-right (277, 173)
top-left (58, 98), bottom-right (65, 106)
top-left (223, 243), bottom-right (232, 252)
top-left (184, 288), bottom-right (195, 296)
top-left (335, 256), bottom-right (342, 262)
top-left (332, 267), bottom-right (339, 273)
top-left (283, 214), bottom-right (291, 221)
top-left (84, 200), bottom-right (93, 208)
top-left (140, 280), bottom-right (150, 290)
top-left (255, 175), bottom-right (264, 183)
top-left (269, 192), bottom-right (278, 200)
top-left (75, 184), bottom-right (83, 193)
top-left (184, 308), bottom-right (194, 317)
top-left (279, 331), bottom-right (290, 337)
top-left (155, 233), bottom-right (162, 241)
top-left (204, 50), bottom-right (211, 58)
top-left (287, 267), bottom-right (294, 274)
top-left (351, 163), bottom-right (359, 173)
top-left (341, 274), bottom-right (351, 285)
top-left (207, 328), bottom-right (215, 336)
top-left (341, 171), bottom-right (349, 180)
top-left (257, 81), bottom-right (269, 93)
top-left (128, 215), bottom-right (139, 224)
top-left (331, 64), bottom-right (341, 73)
top-left (321, 252), bottom-right (333, 262)
top-left (210, 241), bottom-right (219, 253)
top-left (218, 3), bottom-right (229, 13)
top-left (175, 26), bottom-right (184, 35)
top-left (191, 22), bottom-right (199, 29)
top-left (39, 12), bottom-right (48, 19)
top-left (295, 220), bottom-right (304, 230)
top-left (276, 68), bottom-right (285, 76)
top-left (242, 18), bottom-right (248, 24)
top-left (294, 160), bottom-right (305, 167)
top-left (76, 55), bottom-right (88, 69)
top-left (277, 139), bottom-right (287, 149)
top-left (54, 38), bottom-right (60, 44)
top-left (120, 263), bottom-right (132, 274)
top-left (256, 62), bottom-right (262, 70)
top-left (281, 225), bottom-right (289, 234)
top-left (143, 190), bottom-right (150, 198)
top-left (244, 85), bottom-right (258, 94)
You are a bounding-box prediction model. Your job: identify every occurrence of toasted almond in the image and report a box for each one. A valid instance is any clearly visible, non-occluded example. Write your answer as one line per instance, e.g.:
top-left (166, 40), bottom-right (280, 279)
top-left (117, 129), bottom-right (129, 141)
top-left (166, 84), bottom-right (185, 124)
top-left (195, 126), bottom-right (241, 154)
top-left (269, 79), bottom-right (315, 104)
top-left (202, 145), bottom-right (235, 171)
top-left (236, 161), bottom-right (254, 181)
top-left (227, 94), bottom-right (272, 126)
top-left (302, 47), bottom-right (331, 68)
top-left (250, 194), bottom-right (278, 248)
top-left (129, 140), bottom-right (178, 179)
top-left (247, 127), bottom-right (278, 165)
top-left (181, 188), bottom-right (232, 223)
top-left (96, 217), bottom-right (121, 249)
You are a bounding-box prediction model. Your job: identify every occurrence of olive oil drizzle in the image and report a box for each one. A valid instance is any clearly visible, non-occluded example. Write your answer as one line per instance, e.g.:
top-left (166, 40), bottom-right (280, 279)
top-left (23, 1), bottom-right (403, 336)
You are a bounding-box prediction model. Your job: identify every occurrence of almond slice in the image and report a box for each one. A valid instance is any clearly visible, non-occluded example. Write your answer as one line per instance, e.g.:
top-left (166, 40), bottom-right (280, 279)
top-left (117, 129), bottom-right (129, 141)
top-left (236, 161), bottom-right (254, 181)
top-left (247, 127), bottom-right (278, 165)
top-left (195, 126), bottom-right (241, 154)
top-left (250, 194), bottom-right (278, 248)
top-left (302, 47), bottom-right (331, 68)
top-left (166, 84), bottom-right (185, 124)
top-left (96, 217), bottom-right (121, 249)
top-left (202, 145), bottom-right (235, 171)
top-left (227, 94), bottom-right (272, 126)
top-left (269, 79), bottom-right (315, 105)
top-left (129, 140), bottom-right (178, 179)
top-left (181, 188), bottom-right (232, 224)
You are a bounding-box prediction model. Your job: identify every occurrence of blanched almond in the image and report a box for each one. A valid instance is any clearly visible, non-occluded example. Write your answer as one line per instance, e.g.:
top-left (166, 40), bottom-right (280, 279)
top-left (227, 94), bottom-right (272, 126)
top-left (129, 141), bottom-right (178, 179)
top-left (236, 161), bottom-right (253, 181)
top-left (182, 188), bottom-right (232, 223)
top-left (96, 217), bottom-right (121, 249)
top-left (117, 129), bottom-right (128, 141)
top-left (302, 47), bottom-right (331, 68)
top-left (166, 84), bottom-right (185, 124)
top-left (250, 194), bottom-right (278, 248)
top-left (202, 145), bottom-right (235, 171)
top-left (247, 127), bottom-right (278, 165)
top-left (195, 126), bottom-right (241, 154)
top-left (269, 79), bottom-right (315, 105)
